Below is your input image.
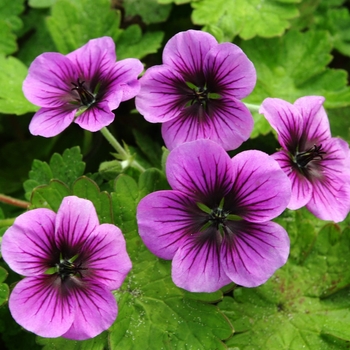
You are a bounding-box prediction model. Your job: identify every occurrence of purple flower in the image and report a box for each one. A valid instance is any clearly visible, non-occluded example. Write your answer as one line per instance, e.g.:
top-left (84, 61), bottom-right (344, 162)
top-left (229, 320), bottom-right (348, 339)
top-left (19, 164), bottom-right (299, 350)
top-left (260, 96), bottom-right (350, 222)
top-left (135, 30), bottom-right (256, 151)
top-left (136, 139), bottom-right (291, 292)
top-left (1, 196), bottom-right (132, 340)
top-left (23, 37), bottom-right (143, 137)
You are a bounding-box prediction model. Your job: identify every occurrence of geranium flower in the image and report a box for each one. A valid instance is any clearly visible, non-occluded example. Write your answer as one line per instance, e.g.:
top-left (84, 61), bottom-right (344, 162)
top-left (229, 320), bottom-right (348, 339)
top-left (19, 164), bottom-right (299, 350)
top-left (135, 30), bottom-right (256, 151)
top-left (136, 139), bottom-right (291, 292)
top-left (1, 196), bottom-right (132, 340)
top-left (260, 96), bottom-right (350, 222)
top-left (23, 37), bottom-right (143, 137)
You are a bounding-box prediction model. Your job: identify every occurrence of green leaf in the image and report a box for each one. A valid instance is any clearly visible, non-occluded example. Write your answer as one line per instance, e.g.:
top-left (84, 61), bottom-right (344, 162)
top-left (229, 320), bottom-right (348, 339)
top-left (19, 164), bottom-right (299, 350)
top-left (138, 168), bottom-right (170, 200)
top-left (109, 175), bottom-right (233, 349)
top-left (116, 25), bottom-right (164, 60)
top-left (124, 0), bottom-right (172, 24)
top-left (327, 107), bottom-right (350, 144)
top-left (0, 55), bottom-right (38, 114)
top-left (0, 21), bottom-right (18, 55)
top-left (192, 0), bottom-right (300, 41)
top-left (28, 0), bottom-right (56, 8)
top-left (158, 0), bottom-right (191, 3)
top-left (219, 216), bottom-right (350, 349)
top-left (242, 30), bottom-right (350, 136)
top-left (72, 177), bottom-right (113, 224)
top-left (0, 0), bottom-right (24, 31)
top-left (0, 265), bottom-right (9, 306)
top-left (46, 0), bottom-right (123, 54)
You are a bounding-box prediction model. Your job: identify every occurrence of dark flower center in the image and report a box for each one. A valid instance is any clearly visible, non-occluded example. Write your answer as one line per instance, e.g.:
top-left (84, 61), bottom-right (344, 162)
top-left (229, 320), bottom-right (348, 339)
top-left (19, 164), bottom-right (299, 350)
top-left (185, 82), bottom-right (221, 111)
top-left (209, 207), bottom-right (228, 231)
top-left (55, 254), bottom-right (87, 281)
top-left (294, 144), bottom-right (326, 168)
top-left (71, 78), bottom-right (96, 107)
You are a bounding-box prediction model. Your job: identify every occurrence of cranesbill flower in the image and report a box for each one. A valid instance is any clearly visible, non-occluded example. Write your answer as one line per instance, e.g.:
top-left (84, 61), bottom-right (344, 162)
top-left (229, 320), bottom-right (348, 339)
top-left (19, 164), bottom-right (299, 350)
top-left (1, 196), bottom-right (132, 340)
top-left (260, 96), bottom-right (350, 222)
top-left (137, 139), bottom-right (291, 292)
top-left (135, 30), bottom-right (256, 151)
top-left (23, 37), bottom-right (143, 137)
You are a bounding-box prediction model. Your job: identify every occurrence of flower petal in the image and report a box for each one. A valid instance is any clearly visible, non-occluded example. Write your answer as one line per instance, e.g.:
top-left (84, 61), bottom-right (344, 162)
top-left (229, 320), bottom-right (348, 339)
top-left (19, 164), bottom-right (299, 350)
top-left (162, 98), bottom-right (253, 151)
top-left (204, 42), bottom-right (256, 99)
top-left (294, 96), bottom-right (331, 142)
top-left (229, 150), bottom-right (291, 222)
top-left (74, 101), bottom-right (115, 132)
top-left (306, 138), bottom-right (350, 222)
top-left (55, 196), bottom-right (99, 252)
top-left (259, 98), bottom-right (303, 151)
top-left (29, 106), bottom-right (76, 137)
top-left (82, 224), bottom-right (132, 290)
top-left (9, 276), bottom-right (74, 338)
top-left (166, 139), bottom-right (234, 201)
top-left (135, 65), bottom-right (187, 123)
top-left (137, 190), bottom-right (201, 259)
top-left (66, 37), bottom-right (116, 82)
top-left (62, 281), bottom-right (117, 340)
top-left (23, 53), bottom-right (76, 108)
top-left (271, 151), bottom-right (313, 210)
top-left (221, 221), bottom-right (290, 287)
top-left (163, 30), bottom-right (217, 78)
top-left (171, 236), bottom-right (232, 292)
top-left (1, 209), bottom-right (57, 276)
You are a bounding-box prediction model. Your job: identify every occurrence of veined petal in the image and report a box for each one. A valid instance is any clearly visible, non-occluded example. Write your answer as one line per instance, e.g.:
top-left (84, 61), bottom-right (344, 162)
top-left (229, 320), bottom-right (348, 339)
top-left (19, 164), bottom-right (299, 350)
top-left (82, 224), bottom-right (132, 290)
top-left (271, 151), bottom-right (313, 210)
top-left (66, 37), bottom-right (116, 82)
top-left (306, 138), bottom-right (350, 222)
top-left (29, 106), bottom-right (76, 137)
top-left (172, 236), bottom-right (232, 292)
top-left (137, 191), bottom-right (199, 260)
top-left (62, 281), bottom-right (117, 340)
top-left (163, 30), bottom-right (217, 79)
top-left (1, 209), bottom-right (57, 276)
top-left (260, 98), bottom-right (303, 151)
top-left (55, 196), bottom-right (99, 252)
top-left (204, 42), bottom-right (256, 99)
top-left (294, 96), bottom-right (331, 143)
top-left (166, 139), bottom-right (235, 201)
top-left (221, 221), bottom-right (289, 287)
top-left (74, 101), bottom-right (116, 132)
top-left (23, 53), bottom-right (76, 108)
top-left (229, 150), bottom-right (291, 222)
top-left (162, 98), bottom-right (253, 151)
top-left (9, 276), bottom-right (74, 338)
top-left (135, 65), bottom-right (188, 123)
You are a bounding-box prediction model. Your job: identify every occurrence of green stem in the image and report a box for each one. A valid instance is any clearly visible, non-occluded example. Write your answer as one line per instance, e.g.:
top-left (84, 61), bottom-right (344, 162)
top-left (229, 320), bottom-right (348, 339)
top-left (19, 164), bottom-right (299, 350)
top-left (100, 127), bottom-right (145, 173)
top-left (244, 102), bottom-right (260, 113)
top-left (0, 194), bottom-right (29, 209)
top-left (0, 218), bottom-right (15, 228)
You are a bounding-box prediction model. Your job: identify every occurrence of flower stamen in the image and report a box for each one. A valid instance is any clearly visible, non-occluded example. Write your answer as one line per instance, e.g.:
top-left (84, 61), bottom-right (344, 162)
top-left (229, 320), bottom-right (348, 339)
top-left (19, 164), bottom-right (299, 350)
top-left (71, 78), bottom-right (96, 107)
top-left (295, 144), bottom-right (326, 168)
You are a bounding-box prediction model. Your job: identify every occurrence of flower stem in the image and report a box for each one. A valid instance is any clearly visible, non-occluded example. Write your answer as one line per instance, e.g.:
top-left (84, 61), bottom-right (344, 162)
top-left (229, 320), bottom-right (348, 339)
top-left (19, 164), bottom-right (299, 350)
top-left (244, 102), bottom-right (260, 113)
top-left (0, 218), bottom-right (16, 228)
top-left (100, 127), bottom-right (145, 173)
top-left (0, 194), bottom-right (29, 209)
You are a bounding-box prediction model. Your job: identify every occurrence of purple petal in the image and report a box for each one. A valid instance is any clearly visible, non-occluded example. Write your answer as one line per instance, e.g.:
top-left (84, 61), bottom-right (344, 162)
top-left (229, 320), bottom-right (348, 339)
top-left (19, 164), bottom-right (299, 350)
top-left (271, 151), bottom-right (313, 210)
top-left (23, 53), bottom-right (76, 108)
top-left (221, 221), bottom-right (289, 287)
top-left (82, 224), bottom-right (132, 290)
top-left (171, 237), bottom-right (232, 292)
top-left (135, 65), bottom-right (187, 123)
top-left (29, 106), bottom-right (76, 137)
top-left (9, 276), bottom-right (74, 338)
top-left (230, 150), bottom-right (291, 222)
top-left (162, 98), bottom-right (253, 151)
top-left (66, 37), bottom-right (116, 82)
top-left (1, 209), bottom-right (57, 276)
top-left (306, 138), bottom-right (350, 222)
top-left (259, 98), bottom-right (303, 151)
top-left (61, 281), bottom-right (117, 340)
top-left (294, 96), bottom-right (331, 142)
top-left (166, 139), bottom-right (234, 199)
top-left (137, 190), bottom-right (199, 259)
top-left (204, 42), bottom-right (256, 99)
top-left (162, 30), bottom-right (218, 77)
top-left (55, 196), bottom-right (99, 252)
top-left (74, 101), bottom-right (115, 131)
